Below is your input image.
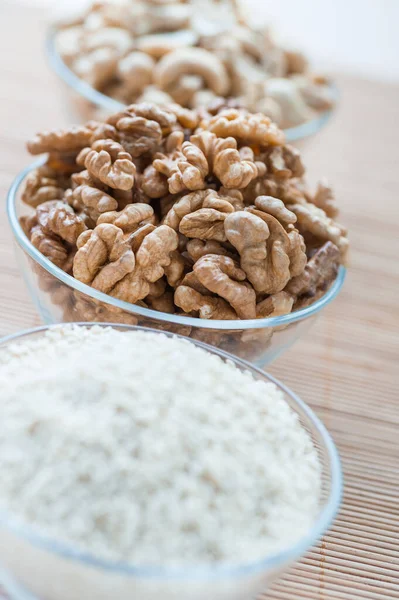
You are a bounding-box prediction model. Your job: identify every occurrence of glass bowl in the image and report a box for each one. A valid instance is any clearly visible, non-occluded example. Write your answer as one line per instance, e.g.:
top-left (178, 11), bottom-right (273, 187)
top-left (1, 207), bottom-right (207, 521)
top-left (7, 160), bottom-right (346, 367)
top-left (45, 28), bottom-right (338, 145)
top-left (0, 323), bottom-right (342, 600)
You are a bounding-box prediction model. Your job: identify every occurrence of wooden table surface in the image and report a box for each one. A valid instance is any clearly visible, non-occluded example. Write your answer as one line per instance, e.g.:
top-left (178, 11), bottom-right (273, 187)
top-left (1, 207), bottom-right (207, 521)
top-left (1, 3), bottom-right (398, 599)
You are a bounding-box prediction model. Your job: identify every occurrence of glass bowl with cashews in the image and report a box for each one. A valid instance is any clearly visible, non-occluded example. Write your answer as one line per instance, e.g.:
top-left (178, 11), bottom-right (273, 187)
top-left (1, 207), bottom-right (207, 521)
top-left (8, 102), bottom-right (347, 367)
top-left (47, 0), bottom-right (338, 144)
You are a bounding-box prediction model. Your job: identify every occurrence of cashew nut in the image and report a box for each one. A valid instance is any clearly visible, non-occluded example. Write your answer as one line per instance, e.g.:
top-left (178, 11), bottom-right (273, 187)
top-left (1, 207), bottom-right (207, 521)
top-left (154, 47), bottom-right (230, 97)
top-left (137, 30), bottom-right (199, 59)
top-left (265, 78), bottom-right (315, 127)
top-left (136, 85), bottom-right (174, 106)
top-left (117, 52), bottom-right (155, 94)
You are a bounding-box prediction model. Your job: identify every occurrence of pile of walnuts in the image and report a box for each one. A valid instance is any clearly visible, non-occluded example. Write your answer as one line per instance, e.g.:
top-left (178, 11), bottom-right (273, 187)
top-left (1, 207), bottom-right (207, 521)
top-left (55, 0), bottom-right (335, 129)
top-left (22, 102), bottom-right (348, 326)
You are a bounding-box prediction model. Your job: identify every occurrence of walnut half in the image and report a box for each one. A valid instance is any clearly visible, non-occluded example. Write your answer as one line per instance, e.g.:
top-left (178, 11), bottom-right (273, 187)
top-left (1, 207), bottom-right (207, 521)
top-left (21, 100), bottom-right (347, 333)
top-left (78, 139), bottom-right (136, 190)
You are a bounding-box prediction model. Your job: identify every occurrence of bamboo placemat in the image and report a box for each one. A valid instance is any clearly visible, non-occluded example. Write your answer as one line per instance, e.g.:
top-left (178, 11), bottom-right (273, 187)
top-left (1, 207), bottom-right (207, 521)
top-left (0, 3), bottom-right (398, 599)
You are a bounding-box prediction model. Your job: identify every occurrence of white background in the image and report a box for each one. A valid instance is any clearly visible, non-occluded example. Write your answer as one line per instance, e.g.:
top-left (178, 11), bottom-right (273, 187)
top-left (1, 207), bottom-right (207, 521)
top-left (16, 0), bottom-right (399, 82)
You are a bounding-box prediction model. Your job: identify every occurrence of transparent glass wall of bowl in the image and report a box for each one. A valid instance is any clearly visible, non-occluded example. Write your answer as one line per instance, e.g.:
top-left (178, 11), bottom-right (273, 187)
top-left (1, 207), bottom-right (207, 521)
top-left (46, 30), bottom-right (338, 146)
top-left (13, 242), bottom-right (315, 367)
top-left (10, 166), bottom-right (345, 368)
top-left (0, 325), bottom-right (342, 600)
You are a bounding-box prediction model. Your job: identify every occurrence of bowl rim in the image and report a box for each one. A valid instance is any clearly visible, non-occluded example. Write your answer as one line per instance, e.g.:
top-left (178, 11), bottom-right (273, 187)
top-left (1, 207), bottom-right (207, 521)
top-left (0, 322), bottom-right (343, 580)
top-left (45, 27), bottom-right (338, 143)
top-left (7, 159), bottom-right (346, 331)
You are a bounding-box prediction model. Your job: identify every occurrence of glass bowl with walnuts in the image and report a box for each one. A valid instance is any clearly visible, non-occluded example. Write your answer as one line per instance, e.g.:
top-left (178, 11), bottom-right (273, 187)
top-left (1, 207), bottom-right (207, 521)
top-left (8, 102), bottom-right (347, 366)
top-left (48, 0), bottom-right (337, 143)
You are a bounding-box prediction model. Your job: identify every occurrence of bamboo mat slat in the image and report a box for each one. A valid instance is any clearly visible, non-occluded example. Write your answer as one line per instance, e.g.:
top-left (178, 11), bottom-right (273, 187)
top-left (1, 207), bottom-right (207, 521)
top-left (0, 3), bottom-right (398, 600)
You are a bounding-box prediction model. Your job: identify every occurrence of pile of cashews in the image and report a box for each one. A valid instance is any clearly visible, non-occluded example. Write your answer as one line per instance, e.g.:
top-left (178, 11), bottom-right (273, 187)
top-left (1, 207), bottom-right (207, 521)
top-left (55, 0), bottom-right (335, 128)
